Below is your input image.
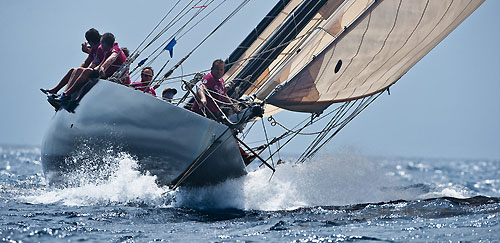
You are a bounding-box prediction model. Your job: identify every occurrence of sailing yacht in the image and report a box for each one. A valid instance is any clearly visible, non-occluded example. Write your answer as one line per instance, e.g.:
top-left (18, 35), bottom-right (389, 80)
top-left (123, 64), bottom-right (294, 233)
top-left (41, 0), bottom-right (485, 188)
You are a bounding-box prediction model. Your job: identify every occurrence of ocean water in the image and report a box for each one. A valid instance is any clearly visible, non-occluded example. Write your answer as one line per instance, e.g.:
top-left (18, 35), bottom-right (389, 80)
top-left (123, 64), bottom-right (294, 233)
top-left (0, 145), bottom-right (499, 242)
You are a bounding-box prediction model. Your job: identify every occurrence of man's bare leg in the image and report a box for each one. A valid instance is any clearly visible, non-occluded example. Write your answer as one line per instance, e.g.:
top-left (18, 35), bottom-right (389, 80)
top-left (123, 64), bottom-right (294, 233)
top-left (64, 68), bottom-right (94, 96)
top-left (46, 68), bottom-right (75, 94)
top-left (63, 68), bottom-right (86, 94)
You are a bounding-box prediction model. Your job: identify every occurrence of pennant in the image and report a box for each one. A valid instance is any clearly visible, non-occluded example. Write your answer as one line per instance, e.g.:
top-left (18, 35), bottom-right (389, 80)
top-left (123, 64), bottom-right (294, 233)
top-left (164, 38), bottom-right (177, 58)
top-left (192, 5), bottom-right (207, 8)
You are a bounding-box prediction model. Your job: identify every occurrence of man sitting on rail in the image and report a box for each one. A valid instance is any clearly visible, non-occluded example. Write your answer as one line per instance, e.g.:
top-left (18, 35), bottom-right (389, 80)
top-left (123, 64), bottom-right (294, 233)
top-left (52, 32), bottom-right (129, 102)
top-left (41, 28), bottom-right (103, 96)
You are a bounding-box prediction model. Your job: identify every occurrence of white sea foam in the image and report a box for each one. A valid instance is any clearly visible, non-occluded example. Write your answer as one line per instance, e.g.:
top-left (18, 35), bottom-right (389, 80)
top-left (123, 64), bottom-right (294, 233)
top-left (21, 150), bottom-right (470, 210)
top-left (22, 153), bottom-right (169, 207)
top-left (418, 185), bottom-right (470, 199)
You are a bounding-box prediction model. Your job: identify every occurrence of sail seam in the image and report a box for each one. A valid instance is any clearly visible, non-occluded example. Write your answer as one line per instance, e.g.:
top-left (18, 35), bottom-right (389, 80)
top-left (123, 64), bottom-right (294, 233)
top-left (359, 0), bottom-right (430, 94)
top-left (378, 0), bottom-right (474, 90)
top-left (245, 1), bottom-right (326, 92)
top-left (278, 22), bottom-right (336, 101)
top-left (326, 5), bottom-right (374, 95)
top-left (327, 0), bottom-right (469, 104)
top-left (343, 0), bottom-right (403, 99)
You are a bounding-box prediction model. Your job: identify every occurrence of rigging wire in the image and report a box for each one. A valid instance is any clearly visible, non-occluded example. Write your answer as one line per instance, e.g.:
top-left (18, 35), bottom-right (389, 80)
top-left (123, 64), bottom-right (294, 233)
top-left (141, 0), bottom-right (213, 67)
top-left (240, 120), bottom-right (256, 140)
top-left (245, 90), bottom-right (385, 167)
top-left (151, 0), bottom-right (251, 90)
top-left (297, 92), bottom-right (384, 163)
top-left (149, 26), bottom-right (323, 91)
top-left (261, 118), bottom-right (274, 167)
top-left (132, 0), bottom-right (183, 55)
top-left (177, 0), bottom-right (228, 40)
top-left (130, 0), bottom-right (208, 79)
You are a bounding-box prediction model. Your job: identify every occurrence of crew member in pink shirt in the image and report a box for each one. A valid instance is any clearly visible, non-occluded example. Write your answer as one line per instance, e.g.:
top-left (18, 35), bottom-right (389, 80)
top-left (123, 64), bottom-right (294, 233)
top-left (55, 32), bottom-right (128, 102)
top-left (41, 28), bottom-right (103, 96)
top-left (130, 67), bottom-right (156, 96)
top-left (192, 59), bottom-right (256, 164)
top-left (100, 38), bottom-right (130, 85)
top-left (191, 59), bottom-right (234, 120)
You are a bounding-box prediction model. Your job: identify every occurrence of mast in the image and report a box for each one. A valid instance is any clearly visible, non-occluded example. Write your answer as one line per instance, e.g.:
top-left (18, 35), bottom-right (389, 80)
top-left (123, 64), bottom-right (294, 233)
top-left (227, 0), bottom-right (329, 99)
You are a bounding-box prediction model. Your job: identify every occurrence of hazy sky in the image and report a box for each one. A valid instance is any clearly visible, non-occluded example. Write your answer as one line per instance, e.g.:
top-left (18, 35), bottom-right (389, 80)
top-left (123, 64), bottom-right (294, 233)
top-left (1, 0), bottom-right (498, 160)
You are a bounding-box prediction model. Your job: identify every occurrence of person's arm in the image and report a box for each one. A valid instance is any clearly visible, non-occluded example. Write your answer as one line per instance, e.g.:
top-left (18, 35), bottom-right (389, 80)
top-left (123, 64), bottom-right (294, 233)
top-left (223, 93), bottom-right (233, 105)
top-left (81, 42), bottom-right (90, 54)
top-left (81, 54), bottom-right (92, 68)
top-left (97, 52), bottom-right (118, 77)
top-left (223, 93), bottom-right (240, 113)
top-left (197, 85), bottom-right (207, 106)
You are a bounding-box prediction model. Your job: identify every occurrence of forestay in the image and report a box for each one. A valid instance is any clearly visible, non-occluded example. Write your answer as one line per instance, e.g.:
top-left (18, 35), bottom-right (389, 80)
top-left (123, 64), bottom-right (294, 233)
top-left (261, 0), bottom-right (484, 113)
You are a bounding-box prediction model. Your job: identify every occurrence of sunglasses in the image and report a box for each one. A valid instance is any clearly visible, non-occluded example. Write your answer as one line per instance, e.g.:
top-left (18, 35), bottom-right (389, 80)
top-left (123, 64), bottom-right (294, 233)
top-left (141, 73), bottom-right (153, 77)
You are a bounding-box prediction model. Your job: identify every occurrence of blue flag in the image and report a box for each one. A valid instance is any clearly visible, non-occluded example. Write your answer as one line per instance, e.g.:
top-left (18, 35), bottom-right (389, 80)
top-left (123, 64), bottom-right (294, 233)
top-left (138, 58), bottom-right (148, 66)
top-left (164, 38), bottom-right (177, 58)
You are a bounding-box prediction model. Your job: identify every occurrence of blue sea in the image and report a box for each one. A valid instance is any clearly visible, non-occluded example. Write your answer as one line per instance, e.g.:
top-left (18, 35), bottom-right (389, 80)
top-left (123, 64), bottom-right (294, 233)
top-left (1, 144), bottom-right (499, 242)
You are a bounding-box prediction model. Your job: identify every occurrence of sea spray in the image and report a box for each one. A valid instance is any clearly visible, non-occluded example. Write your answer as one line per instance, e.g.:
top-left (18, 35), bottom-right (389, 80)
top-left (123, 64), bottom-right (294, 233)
top-left (176, 152), bottom-right (430, 210)
top-left (22, 153), bottom-right (170, 206)
top-left (22, 148), bottom-right (471, 210)
top-left (3, 145), bottom-right (499, 243)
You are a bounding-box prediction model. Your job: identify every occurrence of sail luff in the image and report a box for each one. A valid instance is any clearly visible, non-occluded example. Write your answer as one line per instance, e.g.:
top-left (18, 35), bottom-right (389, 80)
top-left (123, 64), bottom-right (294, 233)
top-left (226, 0), bottom-right (331, 99)
top-left (254, 0), bottom-right (373, 102)
top-left (224, 0), bottom-right (292, 73)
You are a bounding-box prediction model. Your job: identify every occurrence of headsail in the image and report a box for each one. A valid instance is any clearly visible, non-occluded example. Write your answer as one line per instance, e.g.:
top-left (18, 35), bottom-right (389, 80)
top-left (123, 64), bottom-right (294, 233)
top-left (224, 0), bottom-right (292, 77)
top-left (261, 0), bottom-right (484, 113)
top-left (225, 0), bottom-right (347, 99)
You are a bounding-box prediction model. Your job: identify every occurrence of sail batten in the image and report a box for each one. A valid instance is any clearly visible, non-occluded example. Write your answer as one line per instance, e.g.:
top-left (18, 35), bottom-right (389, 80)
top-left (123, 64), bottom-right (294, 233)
top-left (263, 0), bottom-right (484, 113)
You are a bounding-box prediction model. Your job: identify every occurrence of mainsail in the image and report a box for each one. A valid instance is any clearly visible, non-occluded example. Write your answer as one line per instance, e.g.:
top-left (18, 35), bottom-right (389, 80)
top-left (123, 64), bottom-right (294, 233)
top-left (256, 0), bottom-right (484, 113)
